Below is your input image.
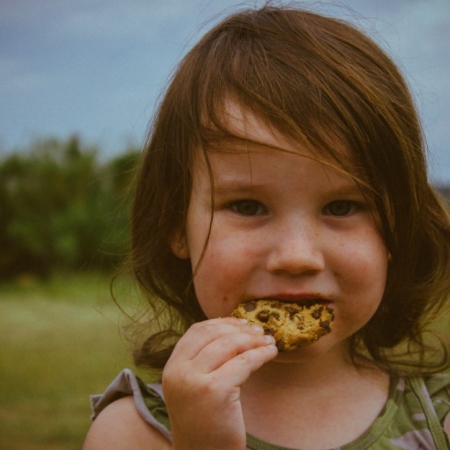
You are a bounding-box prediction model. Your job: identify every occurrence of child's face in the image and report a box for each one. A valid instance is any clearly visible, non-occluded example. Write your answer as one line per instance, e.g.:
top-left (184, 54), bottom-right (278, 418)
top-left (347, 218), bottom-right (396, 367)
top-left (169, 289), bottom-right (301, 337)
top-left (172, 104), bottom-right (390, 358)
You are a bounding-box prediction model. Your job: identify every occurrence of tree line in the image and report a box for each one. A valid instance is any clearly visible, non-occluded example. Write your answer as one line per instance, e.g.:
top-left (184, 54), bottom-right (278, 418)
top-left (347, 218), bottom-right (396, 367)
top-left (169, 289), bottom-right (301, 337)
top-left (2, 135), bottom-right (450, 282)
top-left (0, 136), bottom-right (139, 280)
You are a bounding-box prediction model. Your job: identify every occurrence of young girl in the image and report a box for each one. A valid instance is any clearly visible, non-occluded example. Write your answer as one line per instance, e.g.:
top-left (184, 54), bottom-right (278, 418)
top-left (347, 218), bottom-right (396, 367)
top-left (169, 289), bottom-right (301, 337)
top-left (84, 4), bottom-right (450, 449)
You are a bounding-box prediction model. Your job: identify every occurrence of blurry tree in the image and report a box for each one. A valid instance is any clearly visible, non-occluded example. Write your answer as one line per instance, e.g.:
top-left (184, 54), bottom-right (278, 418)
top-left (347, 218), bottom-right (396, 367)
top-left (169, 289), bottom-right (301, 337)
top-left (1, 136), bottom-right (450, 282)
top-left (0, 136), bottom-right (139, 280)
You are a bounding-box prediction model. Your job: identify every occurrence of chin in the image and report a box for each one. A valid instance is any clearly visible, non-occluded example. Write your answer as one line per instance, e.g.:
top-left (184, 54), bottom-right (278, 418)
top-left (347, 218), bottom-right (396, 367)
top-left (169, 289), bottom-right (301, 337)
top-left (271, 345), bottom-right (325, 364)
top-left (271, 335), bottom-right (348, 365)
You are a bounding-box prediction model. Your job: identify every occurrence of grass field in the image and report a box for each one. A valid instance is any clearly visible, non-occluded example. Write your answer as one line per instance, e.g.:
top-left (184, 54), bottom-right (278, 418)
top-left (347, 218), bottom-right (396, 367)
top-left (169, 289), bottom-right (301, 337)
top-left (0, 272), bottom-right (144, 450)
top-left (2, 272), bottom-right (449, 449)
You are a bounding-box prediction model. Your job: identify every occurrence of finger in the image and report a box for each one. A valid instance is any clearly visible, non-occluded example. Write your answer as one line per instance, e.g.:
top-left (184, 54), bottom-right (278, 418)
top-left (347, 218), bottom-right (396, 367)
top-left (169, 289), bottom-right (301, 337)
top-left (170, 318), bottom-right (261, 361)
top-left (210, 343), bottom-right (278, 387)
top-left (192, 330), bottom-right (276, 373)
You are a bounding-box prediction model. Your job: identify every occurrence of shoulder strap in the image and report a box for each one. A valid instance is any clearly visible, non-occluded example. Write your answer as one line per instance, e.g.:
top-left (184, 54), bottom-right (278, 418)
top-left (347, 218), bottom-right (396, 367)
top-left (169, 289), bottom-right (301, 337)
top-left (90, 369), bottom-right (173, 443)
top-left (409, 376), bottom-right (450, 449)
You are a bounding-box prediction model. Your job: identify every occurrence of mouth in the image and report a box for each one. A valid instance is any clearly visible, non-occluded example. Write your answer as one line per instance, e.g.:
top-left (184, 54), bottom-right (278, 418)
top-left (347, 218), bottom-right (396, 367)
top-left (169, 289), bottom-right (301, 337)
top-left (259, 296), bottom-right (332, 308)
top-left (231, 298), bottom-right (335, 351)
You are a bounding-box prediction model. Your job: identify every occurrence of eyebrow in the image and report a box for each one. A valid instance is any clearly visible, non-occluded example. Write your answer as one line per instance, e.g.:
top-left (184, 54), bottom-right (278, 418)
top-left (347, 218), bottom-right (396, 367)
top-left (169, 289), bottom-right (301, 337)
top-left (209, 181), bottom-right (262, 196)
top-left (203, 168), bottom-right (366, 200)
top-left (328, 182), bottom-right (364, 195)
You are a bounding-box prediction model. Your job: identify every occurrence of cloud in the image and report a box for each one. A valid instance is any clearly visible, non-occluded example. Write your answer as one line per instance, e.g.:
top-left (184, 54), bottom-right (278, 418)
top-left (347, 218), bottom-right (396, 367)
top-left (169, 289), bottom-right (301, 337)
top-left (1, 0), bottom-right (450, 180)
top-left (0, 56), bottom-right (47, 93)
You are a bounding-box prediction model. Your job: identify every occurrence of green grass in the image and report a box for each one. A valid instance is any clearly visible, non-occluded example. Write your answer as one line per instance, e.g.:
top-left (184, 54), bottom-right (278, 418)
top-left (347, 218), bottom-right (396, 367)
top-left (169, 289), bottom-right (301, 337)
top-left (0, 272), bottom-right (142, 450)
top-left (2, 273), bottom-right (449, 449)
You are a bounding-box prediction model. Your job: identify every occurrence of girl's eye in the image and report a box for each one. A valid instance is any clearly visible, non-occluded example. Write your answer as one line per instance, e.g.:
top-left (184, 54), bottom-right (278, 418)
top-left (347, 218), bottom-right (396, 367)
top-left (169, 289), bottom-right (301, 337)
top-left (324, 200), bottom-right (357, 217)
top-left (230, 200), bottom-right (266, 216)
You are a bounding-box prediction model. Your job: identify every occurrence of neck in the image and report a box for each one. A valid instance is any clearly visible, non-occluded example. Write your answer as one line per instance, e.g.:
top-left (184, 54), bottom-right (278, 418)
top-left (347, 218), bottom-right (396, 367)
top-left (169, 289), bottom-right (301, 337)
top-left (244, 341), bottom-right (384, 393)
top-left (240, 343), bottom-right (390, 449)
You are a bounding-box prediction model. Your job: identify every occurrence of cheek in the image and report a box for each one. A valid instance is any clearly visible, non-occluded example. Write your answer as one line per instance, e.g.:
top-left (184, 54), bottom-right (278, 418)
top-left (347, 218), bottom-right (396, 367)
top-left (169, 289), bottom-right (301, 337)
top-left (192, 266), bottom-right (238, 318)
top-left (338, 237), bottom-right (389, 311)
top-left (348, 250), bottom-right (388, 286)
top-left (190, 235), bottom-right (258, 318)
top-left (341, 225), bottom-right (388, 274)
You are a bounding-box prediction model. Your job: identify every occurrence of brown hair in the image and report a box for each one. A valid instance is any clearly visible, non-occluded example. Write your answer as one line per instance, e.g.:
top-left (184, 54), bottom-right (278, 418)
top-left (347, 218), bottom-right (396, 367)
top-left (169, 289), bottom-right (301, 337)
top-left (128, 4), bottom-right (450, 374)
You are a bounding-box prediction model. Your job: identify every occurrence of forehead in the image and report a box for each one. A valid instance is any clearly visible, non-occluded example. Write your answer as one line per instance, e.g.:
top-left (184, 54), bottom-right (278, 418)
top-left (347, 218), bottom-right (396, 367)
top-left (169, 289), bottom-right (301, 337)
top-left (215, 100), bottom-right (299, 153)
top-left (200, 99), bottom-right (357, 175)
top-left (192, 102), bottom-right (366, 192)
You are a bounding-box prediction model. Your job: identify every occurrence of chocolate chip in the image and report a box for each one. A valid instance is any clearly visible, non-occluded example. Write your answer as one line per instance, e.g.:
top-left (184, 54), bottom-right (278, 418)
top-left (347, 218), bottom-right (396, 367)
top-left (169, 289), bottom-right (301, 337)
top-left (256, 310), bottom-right (270, 322)
top-left (264, 327), bottom-right (275, 336)
top-left (311, 307), bottom-right (323, 319)
top-left (320, 320), bottom-right (330, 331)
top-left (286, 307), bottom-right (298, 318)
top-left (276, 339), bottom-right (285, 351)
top-left (244, 302), bottom-right (256, 312)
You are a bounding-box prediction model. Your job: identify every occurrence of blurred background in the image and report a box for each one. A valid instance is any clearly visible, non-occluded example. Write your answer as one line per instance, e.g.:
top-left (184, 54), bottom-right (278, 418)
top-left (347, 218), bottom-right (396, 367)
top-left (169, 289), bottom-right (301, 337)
top-left (1, 0), bottom-right (450, 448)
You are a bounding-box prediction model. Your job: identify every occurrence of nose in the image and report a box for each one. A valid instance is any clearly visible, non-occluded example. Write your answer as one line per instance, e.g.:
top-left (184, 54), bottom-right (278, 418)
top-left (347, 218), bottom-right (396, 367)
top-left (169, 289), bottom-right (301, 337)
top-left (265, 219), bottom-right (325, 275)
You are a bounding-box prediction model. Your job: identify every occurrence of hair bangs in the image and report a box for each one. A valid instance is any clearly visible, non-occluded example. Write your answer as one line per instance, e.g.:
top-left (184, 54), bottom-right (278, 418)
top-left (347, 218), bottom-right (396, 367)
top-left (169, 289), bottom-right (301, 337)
top-left (128, 5), bottom-right (450, 374)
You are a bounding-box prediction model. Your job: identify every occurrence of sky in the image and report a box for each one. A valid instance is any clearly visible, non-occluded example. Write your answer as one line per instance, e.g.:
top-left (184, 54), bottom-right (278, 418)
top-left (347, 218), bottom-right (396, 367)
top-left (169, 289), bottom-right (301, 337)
top-left (1, 0), bottom-right (450, 183)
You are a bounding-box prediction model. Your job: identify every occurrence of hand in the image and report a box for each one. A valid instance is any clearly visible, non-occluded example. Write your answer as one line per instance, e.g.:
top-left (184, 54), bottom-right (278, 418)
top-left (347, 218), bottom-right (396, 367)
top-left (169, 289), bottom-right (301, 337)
top-left (162, 317), bottom-right (278, 450)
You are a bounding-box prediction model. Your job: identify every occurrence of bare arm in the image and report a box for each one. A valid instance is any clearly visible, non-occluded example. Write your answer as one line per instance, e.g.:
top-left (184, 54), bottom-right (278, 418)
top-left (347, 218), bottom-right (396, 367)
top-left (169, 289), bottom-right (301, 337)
top-left (83, 396), bottom-right (171, 450)
top-left (83, 317), bottom-right (277, 450)
top-left (162, 317), bottom-right (277, 450)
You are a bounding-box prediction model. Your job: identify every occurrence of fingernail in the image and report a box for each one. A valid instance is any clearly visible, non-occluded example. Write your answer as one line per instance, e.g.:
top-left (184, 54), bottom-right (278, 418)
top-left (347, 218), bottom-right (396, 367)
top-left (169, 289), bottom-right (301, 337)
top-left (264, 334), bottom-right (276, 344)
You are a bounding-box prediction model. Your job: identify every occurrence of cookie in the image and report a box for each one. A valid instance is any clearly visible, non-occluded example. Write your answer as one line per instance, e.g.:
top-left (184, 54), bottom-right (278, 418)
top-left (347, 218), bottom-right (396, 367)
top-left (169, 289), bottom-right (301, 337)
top-left (231, 299), bottom-right (334, 351)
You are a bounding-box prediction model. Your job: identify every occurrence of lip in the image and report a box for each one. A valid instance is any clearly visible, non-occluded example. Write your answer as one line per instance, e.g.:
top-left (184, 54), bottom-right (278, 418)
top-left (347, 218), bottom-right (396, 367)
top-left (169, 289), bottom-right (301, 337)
top-left (255, 293), bottom-right (333, 306)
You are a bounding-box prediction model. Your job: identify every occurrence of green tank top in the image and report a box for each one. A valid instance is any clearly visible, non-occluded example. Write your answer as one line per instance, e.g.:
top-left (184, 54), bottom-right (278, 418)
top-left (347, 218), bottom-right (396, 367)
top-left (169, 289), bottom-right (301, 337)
top-left (90, 369), bottom-right (450, 449)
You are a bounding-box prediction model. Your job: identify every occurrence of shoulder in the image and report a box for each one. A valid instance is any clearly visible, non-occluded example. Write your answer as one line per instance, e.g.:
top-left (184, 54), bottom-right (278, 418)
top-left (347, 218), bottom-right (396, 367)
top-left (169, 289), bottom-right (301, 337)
top-left (406, 374), bottom-right (450, 444)
top-left (424, 374), bottom-right (450, 438)
top-left (83, 396), bottom-right (171, 450)
top-left (423, 373), bottom-right (450, 394)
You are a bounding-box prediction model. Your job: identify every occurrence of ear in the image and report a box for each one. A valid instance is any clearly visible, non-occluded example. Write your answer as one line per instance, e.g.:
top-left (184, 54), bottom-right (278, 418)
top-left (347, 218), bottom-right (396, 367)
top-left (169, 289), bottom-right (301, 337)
top-left (170, 230), bottom-right (190, 259)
